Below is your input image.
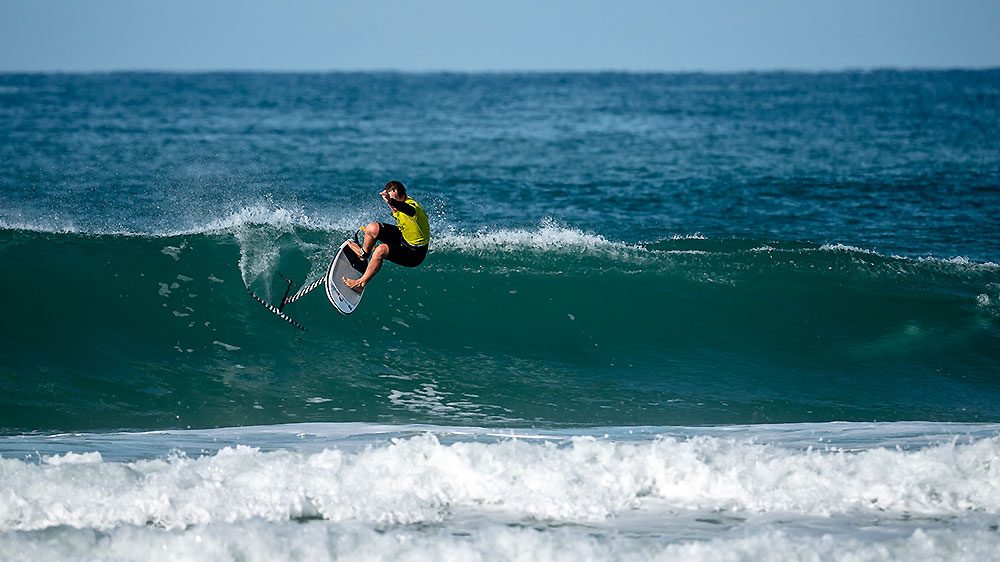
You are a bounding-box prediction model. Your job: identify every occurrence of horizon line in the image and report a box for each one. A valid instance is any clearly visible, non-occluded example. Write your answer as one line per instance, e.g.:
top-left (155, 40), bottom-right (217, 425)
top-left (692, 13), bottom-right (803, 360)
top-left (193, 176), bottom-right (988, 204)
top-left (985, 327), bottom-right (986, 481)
top-left (3, 64), bottom-right (1000, 76)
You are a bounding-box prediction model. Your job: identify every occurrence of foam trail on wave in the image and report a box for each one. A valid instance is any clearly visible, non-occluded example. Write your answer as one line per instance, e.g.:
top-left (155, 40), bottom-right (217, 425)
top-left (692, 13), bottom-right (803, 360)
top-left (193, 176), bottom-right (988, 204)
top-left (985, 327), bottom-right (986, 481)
top-left (1, 203), bottom-right (367, 238)
top-left (432, 220), bottom-right (643, 256)
top-left (0, 218), bottom-right (80, 234)
top-left (193, 205), bottom-right (367, 236)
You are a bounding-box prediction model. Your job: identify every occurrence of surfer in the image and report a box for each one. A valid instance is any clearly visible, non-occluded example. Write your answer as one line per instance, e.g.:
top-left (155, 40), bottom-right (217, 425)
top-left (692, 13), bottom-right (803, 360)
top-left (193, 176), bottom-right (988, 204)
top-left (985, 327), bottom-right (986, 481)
top-left (343, 180), bottom-right (431, 292)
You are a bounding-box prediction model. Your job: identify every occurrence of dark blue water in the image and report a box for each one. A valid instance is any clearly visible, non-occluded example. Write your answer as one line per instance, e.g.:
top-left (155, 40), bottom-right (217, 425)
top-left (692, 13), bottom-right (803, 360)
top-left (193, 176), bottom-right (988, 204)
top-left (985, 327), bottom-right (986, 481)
top-left (2, 70), bottom-right (999, 434)
top-left (2, 70), bottom-right (1000, 561)
top-left (3, 71), bottom-right (998, 257)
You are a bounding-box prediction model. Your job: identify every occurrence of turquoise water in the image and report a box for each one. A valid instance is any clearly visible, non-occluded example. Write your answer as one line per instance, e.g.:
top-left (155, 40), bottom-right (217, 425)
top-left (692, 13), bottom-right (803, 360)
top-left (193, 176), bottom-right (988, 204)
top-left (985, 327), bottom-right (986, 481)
top-left (1, 71), bottom-right (999, 560)
top-left (1, 229), bottom-right (998, 432)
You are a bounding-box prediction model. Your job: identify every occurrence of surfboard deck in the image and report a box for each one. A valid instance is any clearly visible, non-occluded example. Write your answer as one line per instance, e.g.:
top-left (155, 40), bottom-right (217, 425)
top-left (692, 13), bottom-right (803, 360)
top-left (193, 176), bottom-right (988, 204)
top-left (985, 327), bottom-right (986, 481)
top-left (325, 240), bottom-right (367, 314)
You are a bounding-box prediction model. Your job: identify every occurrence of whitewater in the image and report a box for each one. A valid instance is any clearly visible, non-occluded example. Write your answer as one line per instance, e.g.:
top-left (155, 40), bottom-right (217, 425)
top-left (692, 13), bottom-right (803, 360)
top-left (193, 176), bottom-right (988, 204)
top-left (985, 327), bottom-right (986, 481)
top-left (2, 423), bottom-right (999, 561)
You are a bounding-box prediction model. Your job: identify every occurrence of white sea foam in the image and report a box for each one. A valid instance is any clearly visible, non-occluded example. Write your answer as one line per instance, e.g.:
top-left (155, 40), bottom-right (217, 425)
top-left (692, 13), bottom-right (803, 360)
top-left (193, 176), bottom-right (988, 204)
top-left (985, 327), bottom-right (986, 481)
top-left (2, 432), bottom-right (999, 533)
top-left (2, 519), bottom-right (998, 562)
top-left (4, 211), bottom-right (998, 274)
top-left (819, 243), bottom-right (883, 255)
top-left (805, 243), bottom-right (1000, 273)
top-left (435, 222), bottom-right (620, 252)
top-left (916, 255), bottom-right (1000, 270)
top-left (212, 341), bottom-right (241, 352)
top-left (41, 451), bottom-right (103, 466)
top-left (431, 220), bottom-right (647, 261)
top-left (191, 205), bottom-right (362, 236)
top-left (0, 204), bottom-right (363, 238)
top-left (0, 218), bottom-right (79, 234)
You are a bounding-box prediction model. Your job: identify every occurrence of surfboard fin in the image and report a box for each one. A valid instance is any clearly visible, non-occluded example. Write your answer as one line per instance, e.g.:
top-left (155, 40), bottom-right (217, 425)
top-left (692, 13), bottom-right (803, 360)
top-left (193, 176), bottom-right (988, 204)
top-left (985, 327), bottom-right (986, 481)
top-left (247, 271), bottom-right (329, 330)
top-left (282, 273), bottom-right (326, 306)
top-left (248, 274), bottom-right (306, 330)
top-left (247, 284), bottom-right (305, 330)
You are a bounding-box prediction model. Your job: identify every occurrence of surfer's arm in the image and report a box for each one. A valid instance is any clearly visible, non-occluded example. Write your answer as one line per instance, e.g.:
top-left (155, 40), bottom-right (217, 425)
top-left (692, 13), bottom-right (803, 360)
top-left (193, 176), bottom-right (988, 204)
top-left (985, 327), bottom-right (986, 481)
top-left (387, 198), bottom-right (416, 216)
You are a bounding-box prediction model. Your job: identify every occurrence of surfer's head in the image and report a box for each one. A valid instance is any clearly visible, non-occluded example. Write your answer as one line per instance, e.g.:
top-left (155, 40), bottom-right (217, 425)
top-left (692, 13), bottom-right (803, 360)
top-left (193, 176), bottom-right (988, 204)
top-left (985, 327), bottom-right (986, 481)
top-left (384, 180), bottom-right (406, 198)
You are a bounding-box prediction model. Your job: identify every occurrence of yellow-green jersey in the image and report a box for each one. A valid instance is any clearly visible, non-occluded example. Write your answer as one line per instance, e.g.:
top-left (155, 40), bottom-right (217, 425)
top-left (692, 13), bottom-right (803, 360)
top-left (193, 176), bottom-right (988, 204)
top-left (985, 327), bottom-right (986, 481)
top-left (390, 197), bottom-right (431, 247)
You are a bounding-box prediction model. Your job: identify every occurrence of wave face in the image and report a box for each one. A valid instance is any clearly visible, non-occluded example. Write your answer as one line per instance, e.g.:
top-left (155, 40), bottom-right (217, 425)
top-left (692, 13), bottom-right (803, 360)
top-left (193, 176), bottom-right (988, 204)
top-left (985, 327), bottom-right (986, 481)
top-left (2, 225), bottom-right (997, 432)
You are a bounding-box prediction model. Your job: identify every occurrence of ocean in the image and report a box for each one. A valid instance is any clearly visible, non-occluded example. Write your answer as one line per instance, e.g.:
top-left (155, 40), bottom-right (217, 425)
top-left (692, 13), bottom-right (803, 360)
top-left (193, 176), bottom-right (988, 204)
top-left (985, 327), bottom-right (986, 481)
top-left (1, 70), bottom-right (999, 560)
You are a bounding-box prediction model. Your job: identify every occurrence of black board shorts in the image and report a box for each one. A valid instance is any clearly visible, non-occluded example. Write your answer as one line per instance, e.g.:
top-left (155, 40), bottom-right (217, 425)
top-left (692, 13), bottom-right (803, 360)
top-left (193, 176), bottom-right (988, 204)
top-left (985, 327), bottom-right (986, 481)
top-left (377, 223), bottom-right (428, 267)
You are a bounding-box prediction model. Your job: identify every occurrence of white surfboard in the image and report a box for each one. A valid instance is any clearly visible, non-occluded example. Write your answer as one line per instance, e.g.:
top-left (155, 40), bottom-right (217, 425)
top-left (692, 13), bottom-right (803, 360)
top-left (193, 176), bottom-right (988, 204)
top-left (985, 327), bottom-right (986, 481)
top-left (325, 240), bottom-right (366, 314)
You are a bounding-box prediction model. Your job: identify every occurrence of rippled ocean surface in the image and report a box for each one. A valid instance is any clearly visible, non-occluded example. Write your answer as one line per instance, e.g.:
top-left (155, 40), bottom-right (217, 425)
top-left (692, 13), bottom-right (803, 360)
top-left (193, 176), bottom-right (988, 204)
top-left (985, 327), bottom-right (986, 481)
top-left (1, 71), bottom-right (999, 560)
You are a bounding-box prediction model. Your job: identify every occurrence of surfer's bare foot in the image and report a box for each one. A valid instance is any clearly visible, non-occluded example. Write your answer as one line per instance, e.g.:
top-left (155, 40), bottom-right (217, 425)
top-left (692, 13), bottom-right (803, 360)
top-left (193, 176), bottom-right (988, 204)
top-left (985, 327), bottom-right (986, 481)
top-left (342, 276), bottom-right (365, 292)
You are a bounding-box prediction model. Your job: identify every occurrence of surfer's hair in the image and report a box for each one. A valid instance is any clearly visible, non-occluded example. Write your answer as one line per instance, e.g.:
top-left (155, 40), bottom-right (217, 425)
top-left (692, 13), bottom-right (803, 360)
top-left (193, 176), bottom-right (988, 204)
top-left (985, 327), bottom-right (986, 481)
top-left (385, 180), bottom-right (406, 196)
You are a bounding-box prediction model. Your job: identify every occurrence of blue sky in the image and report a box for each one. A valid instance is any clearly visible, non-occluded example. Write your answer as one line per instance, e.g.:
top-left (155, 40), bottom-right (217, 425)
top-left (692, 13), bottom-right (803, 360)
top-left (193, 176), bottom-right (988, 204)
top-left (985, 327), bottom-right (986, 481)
top-left (2, 0), bottom-right (999, 72)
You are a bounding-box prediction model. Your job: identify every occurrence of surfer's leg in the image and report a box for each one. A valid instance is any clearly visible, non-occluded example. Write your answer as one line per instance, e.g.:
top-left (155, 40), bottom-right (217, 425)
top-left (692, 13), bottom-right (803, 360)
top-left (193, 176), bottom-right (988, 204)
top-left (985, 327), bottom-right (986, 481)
top-left (361, 223), bottom-right (380, 255)
top-left (349, 223), bottom-right (381, 260)
top-left (344, 244), bottom-right (389, 292)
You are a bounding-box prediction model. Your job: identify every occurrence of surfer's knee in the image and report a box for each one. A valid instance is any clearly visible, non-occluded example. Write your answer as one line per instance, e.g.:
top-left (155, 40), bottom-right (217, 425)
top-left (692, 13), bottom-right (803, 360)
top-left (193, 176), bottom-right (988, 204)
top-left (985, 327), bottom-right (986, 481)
top-left (372, 244), bottom-right (390, 259)
top-left (365, 222), bottom-right (380, 238)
